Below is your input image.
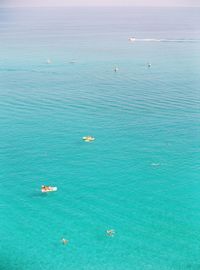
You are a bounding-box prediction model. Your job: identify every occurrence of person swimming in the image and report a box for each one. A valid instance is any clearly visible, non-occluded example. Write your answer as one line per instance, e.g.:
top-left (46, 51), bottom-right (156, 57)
top-left (82, 136), bottom-right (95, 142)
top-left (106, 229), bottom-right (115, 237)
top-left (151, 163), bottom-right (160, 167)
top-left (41, 185), bottom-right (49, 191)
top-left (41, 185), bottom-right (57, 192)
top-left (61, 238), bottom-right (69, 245)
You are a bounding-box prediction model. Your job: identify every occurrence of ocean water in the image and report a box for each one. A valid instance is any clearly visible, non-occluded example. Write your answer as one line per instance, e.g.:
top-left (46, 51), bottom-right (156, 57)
top-left (0, 6), bottom-right (200, 270)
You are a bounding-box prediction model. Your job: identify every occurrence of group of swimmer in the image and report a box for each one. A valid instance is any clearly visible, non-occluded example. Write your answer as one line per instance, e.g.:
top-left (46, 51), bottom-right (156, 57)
top-left (41, 135), bottom-right (115, 246)
top-left (47, 54), bottom-right (151, 75)
top-left (47, 59), bottom-right (150, 72)
top-left (60, 230), bottom-right (115, 246)
top-left (41, 137), bottom-right (95, 192)
top-left (114, 63), bottom-right (151, 73)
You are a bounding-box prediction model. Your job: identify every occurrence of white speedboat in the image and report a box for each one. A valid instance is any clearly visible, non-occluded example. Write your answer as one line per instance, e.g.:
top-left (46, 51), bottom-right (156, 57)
top-left (128, 37), bottom-right (136, 42)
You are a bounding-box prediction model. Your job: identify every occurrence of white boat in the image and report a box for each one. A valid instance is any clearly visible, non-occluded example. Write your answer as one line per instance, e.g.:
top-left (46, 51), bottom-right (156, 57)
top-left (46, 59), bottom-right (52, 64)
top-left (128, 37), bottom-right (136, 42)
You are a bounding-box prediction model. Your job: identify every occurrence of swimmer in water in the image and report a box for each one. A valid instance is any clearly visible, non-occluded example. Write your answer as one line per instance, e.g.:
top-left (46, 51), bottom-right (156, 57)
top-left (151, 163), bottom-right (160, 167)
top-left (61, 238), bottom-right (69, 245)
top-left (41, 185), bottom-right (50, 191)
top-left (106, 229), bottom-right (115, 237)
top-left (82, 136), bottom-right (95, 142)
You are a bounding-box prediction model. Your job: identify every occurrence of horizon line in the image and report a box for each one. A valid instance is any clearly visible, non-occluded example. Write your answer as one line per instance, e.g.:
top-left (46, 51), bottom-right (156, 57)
top-left (0, 5), bottom-right (199, 8)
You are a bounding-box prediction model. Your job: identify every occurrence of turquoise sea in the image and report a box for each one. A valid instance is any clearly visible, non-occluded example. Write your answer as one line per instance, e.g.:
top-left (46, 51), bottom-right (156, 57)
top-left (0, 7), bottom-right (200, 270)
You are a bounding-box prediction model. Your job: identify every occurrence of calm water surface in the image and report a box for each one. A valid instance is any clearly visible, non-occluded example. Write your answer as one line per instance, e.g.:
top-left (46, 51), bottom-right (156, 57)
top-left (0, 7), bottom-right (200, 270)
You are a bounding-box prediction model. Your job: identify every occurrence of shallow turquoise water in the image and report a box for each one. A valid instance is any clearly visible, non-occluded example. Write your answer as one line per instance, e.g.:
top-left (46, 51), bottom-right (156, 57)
top-left (0, 7), bottom-right (200, 270)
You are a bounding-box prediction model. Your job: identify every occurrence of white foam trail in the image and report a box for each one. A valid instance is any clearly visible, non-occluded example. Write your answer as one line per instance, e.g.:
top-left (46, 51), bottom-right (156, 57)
top-left (136, 38), bottom-right (164, 42)
top-left (134, 38), bottom-right (197, 42)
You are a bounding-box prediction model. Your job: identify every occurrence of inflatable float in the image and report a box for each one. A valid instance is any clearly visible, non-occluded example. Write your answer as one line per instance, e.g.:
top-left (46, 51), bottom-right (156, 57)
top-left (41, 186), bottom-right (57, 193)
top-left (82, 136), bottom-right (95, 142)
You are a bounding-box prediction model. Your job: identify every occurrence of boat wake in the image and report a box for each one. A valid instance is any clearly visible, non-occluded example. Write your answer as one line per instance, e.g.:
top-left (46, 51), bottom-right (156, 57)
top-left (132, 38), bottom-right (198, 43)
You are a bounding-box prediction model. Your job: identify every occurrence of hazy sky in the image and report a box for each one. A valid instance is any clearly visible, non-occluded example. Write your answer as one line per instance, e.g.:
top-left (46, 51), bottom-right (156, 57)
top-left (2, 0), bottom-right (200, 7)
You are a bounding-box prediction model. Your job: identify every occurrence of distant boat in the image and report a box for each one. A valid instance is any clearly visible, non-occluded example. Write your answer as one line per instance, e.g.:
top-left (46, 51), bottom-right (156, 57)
top-left (147, 63), bottom-right (151, 68)
top-left (114, 67), bottom-right (119, 72)
top-left (46, 59), bottom-right (52, 64)
top-left (128, 37), bottom-right (136, 42)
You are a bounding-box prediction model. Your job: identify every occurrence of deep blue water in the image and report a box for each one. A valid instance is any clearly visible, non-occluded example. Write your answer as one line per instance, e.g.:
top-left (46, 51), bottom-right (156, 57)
top-left (0, 7), bottom-right (200, 270)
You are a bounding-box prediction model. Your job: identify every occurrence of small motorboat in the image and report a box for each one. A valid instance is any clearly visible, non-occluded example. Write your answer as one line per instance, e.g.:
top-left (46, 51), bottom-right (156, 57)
top-left (41, 185), bottom-right (57, 193)
top-left (82, 136), bottom-right (95, 142)
top-left (128, 37), bottom-right (136, 42)
top-left (114, 67), bottom-right (119, 72)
